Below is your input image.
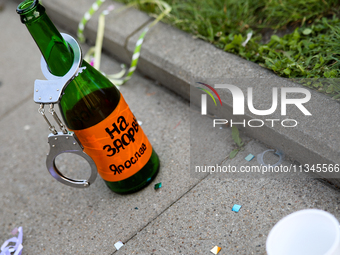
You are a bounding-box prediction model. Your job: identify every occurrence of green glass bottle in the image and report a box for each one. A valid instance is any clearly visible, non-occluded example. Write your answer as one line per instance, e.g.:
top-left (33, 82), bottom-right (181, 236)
top-left (17, 0), bottom-right (159, 194)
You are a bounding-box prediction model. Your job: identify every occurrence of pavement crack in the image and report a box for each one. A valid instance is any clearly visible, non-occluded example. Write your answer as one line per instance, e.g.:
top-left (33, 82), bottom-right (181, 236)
top-left (110, 174), bottom-right (210, 254)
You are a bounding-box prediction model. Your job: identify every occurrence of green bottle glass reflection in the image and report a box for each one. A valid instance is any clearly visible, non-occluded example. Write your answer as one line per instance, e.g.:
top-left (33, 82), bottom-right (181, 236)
top-left (17, 0), bottom-right (159, 194)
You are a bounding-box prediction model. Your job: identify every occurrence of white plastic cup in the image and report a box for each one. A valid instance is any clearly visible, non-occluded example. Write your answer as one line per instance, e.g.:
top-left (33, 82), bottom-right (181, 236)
top-left (266, 209), bottom-right (340, 255)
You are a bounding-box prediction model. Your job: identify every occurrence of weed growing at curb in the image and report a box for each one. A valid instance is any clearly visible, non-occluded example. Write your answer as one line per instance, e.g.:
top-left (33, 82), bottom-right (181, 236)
top-left (230, 126), bottom-right (244, 159)
top-left (117, 0), bottom-right (340, 98)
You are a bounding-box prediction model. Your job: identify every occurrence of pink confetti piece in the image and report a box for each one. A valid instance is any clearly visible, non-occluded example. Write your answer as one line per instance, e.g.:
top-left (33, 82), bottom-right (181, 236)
top-left (102, 5), bottom-right (115, 16)
top-left (10, 228), bottom-right (18, 236)
top-left (0, 226), bottom-right (23, 255)
top-left (90, 58), bottom-right (95, 66)
top-left (173, 120), bottom-right (181, 129)
top-left (107, 5), bottom-right (115, 12)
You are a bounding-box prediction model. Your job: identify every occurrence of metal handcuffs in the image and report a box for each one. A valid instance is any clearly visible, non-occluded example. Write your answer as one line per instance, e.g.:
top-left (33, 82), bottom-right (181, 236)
top-left (34, 33), bottom-right (97, 188)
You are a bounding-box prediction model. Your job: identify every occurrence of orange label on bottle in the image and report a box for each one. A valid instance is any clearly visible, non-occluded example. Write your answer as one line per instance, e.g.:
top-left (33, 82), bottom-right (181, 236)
top-left (71, 95), bottom-right (152, 182)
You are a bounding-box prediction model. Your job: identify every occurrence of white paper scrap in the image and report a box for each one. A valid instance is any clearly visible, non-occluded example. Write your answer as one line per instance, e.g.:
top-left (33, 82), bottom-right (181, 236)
top-left (114, 241), bottom-right (124, 251)
top-left (241, 32), bottom-right (253, 47)
top-left (210, 245), bottom-right (221, 254)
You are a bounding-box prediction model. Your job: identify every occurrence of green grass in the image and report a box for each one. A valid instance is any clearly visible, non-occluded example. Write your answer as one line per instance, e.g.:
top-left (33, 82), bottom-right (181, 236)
top-left (116, 0), bottom-right (340, 98)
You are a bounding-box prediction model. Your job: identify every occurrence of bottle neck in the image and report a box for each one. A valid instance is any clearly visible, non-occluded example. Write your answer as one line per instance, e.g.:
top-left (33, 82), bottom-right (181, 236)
top-left (17, 0), bottom-right (74, 77)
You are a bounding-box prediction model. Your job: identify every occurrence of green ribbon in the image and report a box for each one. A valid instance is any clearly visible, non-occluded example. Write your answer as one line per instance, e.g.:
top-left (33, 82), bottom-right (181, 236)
top-left (78, 0), bottom-right (171, 86)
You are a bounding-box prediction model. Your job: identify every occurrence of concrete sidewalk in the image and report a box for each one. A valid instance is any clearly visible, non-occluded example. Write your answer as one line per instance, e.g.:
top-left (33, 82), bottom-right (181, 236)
top-left (33, 0), bottom-right (340, 186)
top-left (1, 1), bottom-right (340, 254)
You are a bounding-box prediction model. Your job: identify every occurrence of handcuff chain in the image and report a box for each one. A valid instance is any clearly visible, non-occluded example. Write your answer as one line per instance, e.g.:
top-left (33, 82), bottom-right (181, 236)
top-left (49, 104), bottom-right (68, 134)
top-left (38, 104), bottom-right (58, 135)
top-left (38, 104), bottom-right (68, 135)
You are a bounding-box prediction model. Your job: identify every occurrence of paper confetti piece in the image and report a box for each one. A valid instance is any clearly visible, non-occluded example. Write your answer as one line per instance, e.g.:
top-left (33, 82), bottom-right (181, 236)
top-left (245, 154), bottom-right (254, 161)
top-left (0, 226), bottom-right (23, 255)
top-left (90, 58), bottom-right (95, 66)
top-left (10, 228), bottom-right (18, 236)
top-left (173, 120), bottom-right (181, 129)
top-left (210, 246), bottom-right (221, 254)
top-left (232, 204), bottom-right (242, 212)
top-left (114, 241), bottom-right (124, 251)
top-left (241, 31), bottom-right (253, 47)
top-left (154, 182), bottom-right (162, 190)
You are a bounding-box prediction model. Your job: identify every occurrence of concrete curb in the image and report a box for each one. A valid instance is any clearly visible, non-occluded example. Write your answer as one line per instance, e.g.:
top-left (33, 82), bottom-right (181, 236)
top-left (16, 0), bottom-right (340, 186)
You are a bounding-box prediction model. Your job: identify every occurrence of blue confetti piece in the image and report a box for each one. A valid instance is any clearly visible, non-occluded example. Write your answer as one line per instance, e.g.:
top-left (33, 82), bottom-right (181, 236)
top-left (232, 204), bottom-right (242, 212)
top-left (245, 154), bottom-right (255, 161)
